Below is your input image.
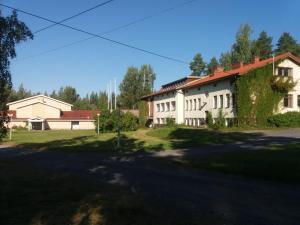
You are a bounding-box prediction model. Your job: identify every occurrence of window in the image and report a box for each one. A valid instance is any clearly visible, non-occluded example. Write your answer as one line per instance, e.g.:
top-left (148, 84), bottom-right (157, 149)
top-left (186, 100), bottom-right (188, 111)
top-left (185, 119), bottom-right (188, 125)
top-left (161, 118), bottom-right (165, 124)
top-left (220, 95), bottom-right (223, 108)
top-left (198, 98), bottom-right (201, 110)
top-left (232, 94), bottom-right (236, 107)
top-left (284, 94), bottom-right (293, 108)
top-left (298, 95), bottom-right (300, 107)
top-left (161, 103), bottom-right (165, 112)
top-left (190, 100), bottom-right (193, 111)
top-left (193, 99), bottom-right (197, 110)
top-left (157, 118), bottom-right (160, 124)
top-left (214, 96), bottom-right (218, 109)
top-left (157, 104), bottom-right (160, 112)
top-left (171, 101), bottom-right (176, 111)
top-left (226, 94), bottom-right (230, 108)
top-left (278, 67), bottom-right (292, 77)
top-left (166, 102), bottom-right (170, 111)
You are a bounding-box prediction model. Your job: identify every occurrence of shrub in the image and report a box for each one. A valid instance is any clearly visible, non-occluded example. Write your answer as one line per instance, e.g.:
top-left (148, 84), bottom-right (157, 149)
top-left (206, 111), bottom-right (214, 128)
top-left (166, 117), bottom-right (176, 127)
top-left (95, 110), bottom-right (138, 133)
top-left (267, 112), bottom-right (300, 127)
top-left (213, 110), bottom-right (226, 130)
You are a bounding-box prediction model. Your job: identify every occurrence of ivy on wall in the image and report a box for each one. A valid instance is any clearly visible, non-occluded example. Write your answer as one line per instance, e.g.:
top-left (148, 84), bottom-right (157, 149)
top-left (235, 61), bottom-right (296, 127)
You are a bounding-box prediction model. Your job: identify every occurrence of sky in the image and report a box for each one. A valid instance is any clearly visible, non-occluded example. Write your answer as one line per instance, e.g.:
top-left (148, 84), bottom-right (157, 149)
top-left (1, 0), bottom-right (300, 96)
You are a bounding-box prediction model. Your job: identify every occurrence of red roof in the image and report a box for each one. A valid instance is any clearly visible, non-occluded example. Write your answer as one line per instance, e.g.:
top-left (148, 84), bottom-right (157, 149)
top-left (60, 110), bottom-right (100, 120)
top-left (142, 52), bottom-right (300, 99)
top-left (182, 52), bottom-right (300, 89)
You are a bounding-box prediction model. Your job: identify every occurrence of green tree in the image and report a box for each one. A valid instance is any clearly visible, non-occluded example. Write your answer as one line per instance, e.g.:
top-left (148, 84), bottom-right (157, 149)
top-left (119, 65), bottom-right (156, 109)
top-left (189, 53), bottom-right (206, 76)
top-left (0, 10), bottom-right (33, 139)
top-left (219, 52), bottom-right (232, 71)
top-left (98, 91), bottom-right (108, 110)
top-left (207, 57), bottom-right (219, 74)
top-left (252, 31), bottom-right (273, 59)
top-left (57, 86), bottom-right (79, 105)
top-left (232, 24), bottom-right (253, 64)
top-left (275, 32), bottom-right (300, 56)
top-left (139, 64), bottom-right (156, 96)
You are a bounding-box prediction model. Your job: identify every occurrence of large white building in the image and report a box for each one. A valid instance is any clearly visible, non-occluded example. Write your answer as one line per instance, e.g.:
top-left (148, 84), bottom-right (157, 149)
top-left (142, 52), bottom-right (300, 126)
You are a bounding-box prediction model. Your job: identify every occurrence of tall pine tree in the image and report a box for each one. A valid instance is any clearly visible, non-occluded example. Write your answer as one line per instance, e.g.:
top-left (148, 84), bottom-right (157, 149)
top-left (207, 57), bottom-right (219, 74)
top-left (189, 53), bottom-right (206, 76)
top-left (252, 31), bottom-right (273, 59)
top-left (275, 32), bottom-right (300, 56)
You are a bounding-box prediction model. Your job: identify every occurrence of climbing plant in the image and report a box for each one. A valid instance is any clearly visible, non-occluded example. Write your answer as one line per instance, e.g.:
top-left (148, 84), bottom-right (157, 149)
top-left (235, 61), bottom-right (296, 127)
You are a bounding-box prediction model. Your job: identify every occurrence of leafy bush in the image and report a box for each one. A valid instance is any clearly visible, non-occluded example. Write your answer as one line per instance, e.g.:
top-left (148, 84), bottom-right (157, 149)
top-left (213, 110), bottom-right (226, 130)
top-left (166, 117), bottom-right (176, 127)
top-left (95, 110), bottom-right (138, 133)
top-left (206, 111), bottom-right (214, 128)
top-left (268, 112), bottom-right (300, 127)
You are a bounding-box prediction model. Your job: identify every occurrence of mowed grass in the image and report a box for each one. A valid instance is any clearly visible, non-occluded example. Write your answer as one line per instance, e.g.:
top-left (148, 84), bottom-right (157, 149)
top-left (3, 127), bottom-right (300, 182)
top-left (177, 142), bottom-right (300, 183)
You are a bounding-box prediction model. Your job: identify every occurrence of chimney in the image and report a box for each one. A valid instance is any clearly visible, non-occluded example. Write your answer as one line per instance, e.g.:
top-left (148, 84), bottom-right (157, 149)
top-left (232, 61), bottom-right (244, 69)
top-left (252, 56), bottom-right (260, 64)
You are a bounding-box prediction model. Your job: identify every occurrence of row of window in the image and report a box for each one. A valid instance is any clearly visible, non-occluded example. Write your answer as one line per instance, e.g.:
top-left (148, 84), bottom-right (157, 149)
top-left (156, 101), bottom-right (176, 112)
top-left (284, 94), bottom-right (300, 108)
top-left (185, 118), bottom-right (206, 126)
top-left (213, 94), bottom-right (233, 109)
top-left (156, 118), bottom-right (175, 124)
top-left (185, 98), bottom-right (202, 111)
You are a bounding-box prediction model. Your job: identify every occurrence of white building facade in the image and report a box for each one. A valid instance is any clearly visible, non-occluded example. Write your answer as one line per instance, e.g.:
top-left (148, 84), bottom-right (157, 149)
top-left (142, 53), bottom-right (300, 126)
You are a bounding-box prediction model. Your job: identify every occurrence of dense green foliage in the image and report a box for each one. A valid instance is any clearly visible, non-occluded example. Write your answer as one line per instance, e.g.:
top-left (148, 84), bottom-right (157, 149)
top-left (189, 53), bottom-right (206, 76)
top-left (275, 32), bottom-right (300, 56)
top-left (206, 111), bottom-right (214, 128)
top-left (165, 117), bottom-right (176, 127)
top-left (206, 57), bottom-right (219, 74)
top-left (219, 52), bottom-right (232, 71)
top-left (0, 10), bottom-right (33, 140)
top-left (232, 24), bottom-right (253, 64)
top-left (95, 110), bottom-right (138, 133)
top-left (268, 112), bottom-right (300, 127)
top-left (213, 110), bottom-right (226, 130)
top-left (252, 31), bottom-right (273, 59)
top-left (235, 62), bottom-right (295, 126)
top-left (119, 65), bottom-right (156, 109)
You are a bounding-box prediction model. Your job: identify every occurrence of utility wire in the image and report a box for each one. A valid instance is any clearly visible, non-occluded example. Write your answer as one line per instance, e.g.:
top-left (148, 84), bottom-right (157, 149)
top-left (0, 1), bottom-right (195, 64)
top-left (33, 0), bottom-right (115, 34)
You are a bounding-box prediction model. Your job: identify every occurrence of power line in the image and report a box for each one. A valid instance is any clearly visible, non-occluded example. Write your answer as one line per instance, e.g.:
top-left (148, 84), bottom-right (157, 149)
top-left (33, 0), bottom-right (115, 34)
top-left (0, 2), bottom-right (191, 64)
top-left (18, 0), bottom-right (197, 61)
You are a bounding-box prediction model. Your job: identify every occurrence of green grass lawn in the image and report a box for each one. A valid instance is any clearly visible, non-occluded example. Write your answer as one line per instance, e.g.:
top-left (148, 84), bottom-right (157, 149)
top-left (3, 127), bottom-right (300, 183)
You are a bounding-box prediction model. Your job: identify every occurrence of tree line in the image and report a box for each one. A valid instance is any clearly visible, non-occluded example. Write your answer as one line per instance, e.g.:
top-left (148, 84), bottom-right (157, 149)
top-left (8, 63), bottom-right (156, 111)
top-left (190, 24), bottom-right (300, 76)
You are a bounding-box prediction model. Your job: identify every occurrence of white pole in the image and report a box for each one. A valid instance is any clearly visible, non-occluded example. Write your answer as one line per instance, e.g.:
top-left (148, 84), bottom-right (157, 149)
top-left (107, 84), bottom-right (109, 110)
top-left (273, 53), bottom-right (275, 75)
top-left (114, 78), bottom-right (117, 110)
top-left (8, 114), bottom-right (12, 140)
top-left (110, 80), bottom-right (113, 111)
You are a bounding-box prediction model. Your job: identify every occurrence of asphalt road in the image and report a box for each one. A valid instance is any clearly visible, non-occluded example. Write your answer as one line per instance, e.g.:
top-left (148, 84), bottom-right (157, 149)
top-left (1, 129), bottom-right (300, 225)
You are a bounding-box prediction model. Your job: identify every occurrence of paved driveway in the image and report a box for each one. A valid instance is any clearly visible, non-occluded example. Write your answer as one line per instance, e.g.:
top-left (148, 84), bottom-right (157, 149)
top-left (1, 129), bottom-right (300, 225)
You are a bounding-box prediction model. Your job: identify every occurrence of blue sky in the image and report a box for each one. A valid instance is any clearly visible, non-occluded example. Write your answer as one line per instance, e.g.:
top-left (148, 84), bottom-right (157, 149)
top-left (1, 0), bottom-right (300, 96)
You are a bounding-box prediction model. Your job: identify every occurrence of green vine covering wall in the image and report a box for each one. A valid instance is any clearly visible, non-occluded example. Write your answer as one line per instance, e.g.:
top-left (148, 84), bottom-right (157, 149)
top-left (235, 61), bottom-right (296, 127)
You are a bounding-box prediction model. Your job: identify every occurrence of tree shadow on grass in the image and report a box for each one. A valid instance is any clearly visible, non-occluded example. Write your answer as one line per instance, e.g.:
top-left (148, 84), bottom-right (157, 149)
top-left (16, 134), bottom-right (164, 155)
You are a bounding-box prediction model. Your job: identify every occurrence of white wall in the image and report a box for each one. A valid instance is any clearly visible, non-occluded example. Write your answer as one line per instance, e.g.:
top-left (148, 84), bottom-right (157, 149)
top-left (184, 79), bottom-right (236, 125)
top-left (276, 59), bottom-right (300, 113)
top-left (153, 91), bottom-right (177, 124)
